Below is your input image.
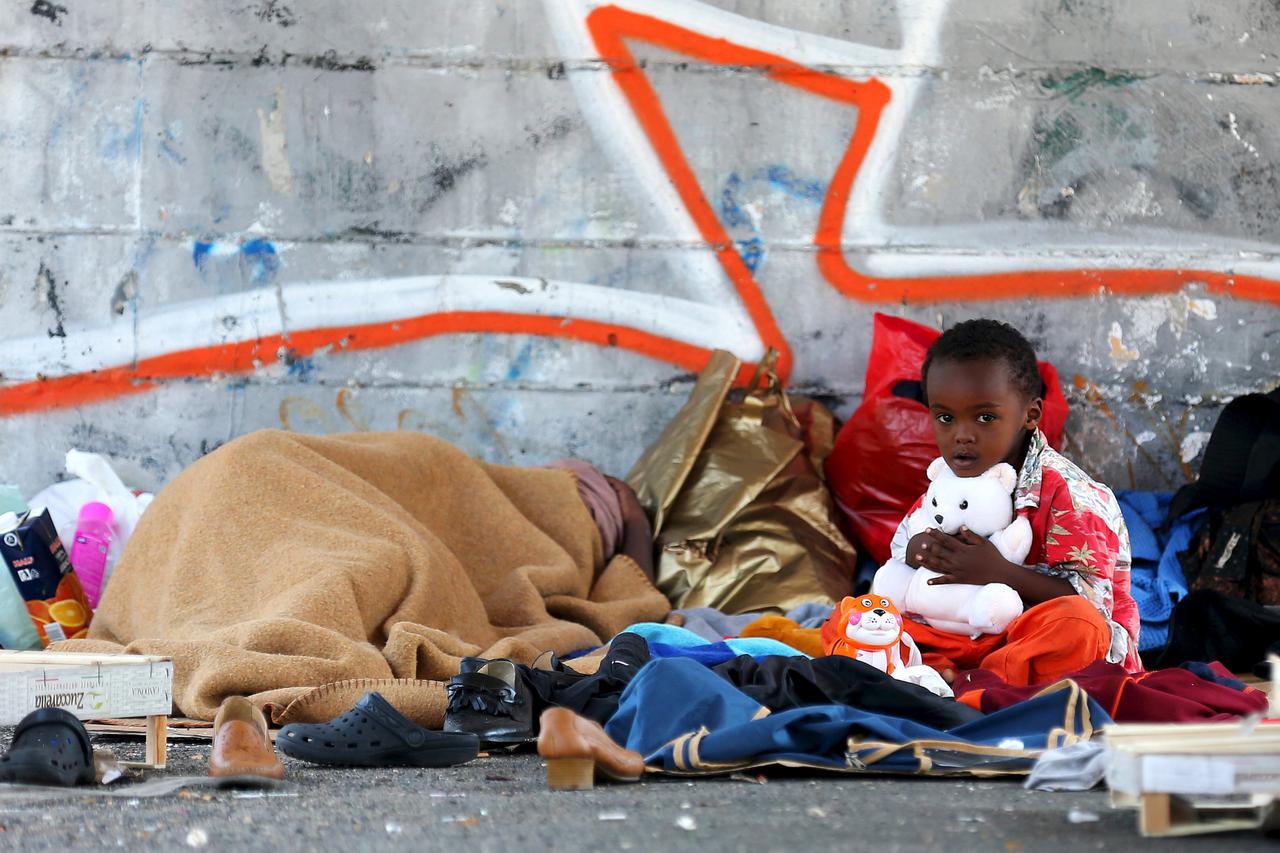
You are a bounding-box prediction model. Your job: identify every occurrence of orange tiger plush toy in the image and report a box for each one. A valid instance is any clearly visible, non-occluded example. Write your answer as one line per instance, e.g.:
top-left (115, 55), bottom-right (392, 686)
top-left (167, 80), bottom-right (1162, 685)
top-left (825, 594), bottom-right (923, 675)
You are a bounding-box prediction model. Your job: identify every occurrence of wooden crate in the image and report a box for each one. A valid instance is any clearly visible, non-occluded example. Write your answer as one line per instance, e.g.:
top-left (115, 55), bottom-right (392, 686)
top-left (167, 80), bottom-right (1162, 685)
top-left (1105, 717), bottom-right (1280, 837)
top-left (1113, 790), bottom-right (1279, 837)
top-left (0, 650), bottom-right (173, 768)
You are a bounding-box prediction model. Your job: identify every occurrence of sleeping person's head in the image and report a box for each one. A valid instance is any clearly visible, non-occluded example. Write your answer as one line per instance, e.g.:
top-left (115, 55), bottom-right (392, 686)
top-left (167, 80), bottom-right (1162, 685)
top-left (920, 319), bottom-right (1044, 478)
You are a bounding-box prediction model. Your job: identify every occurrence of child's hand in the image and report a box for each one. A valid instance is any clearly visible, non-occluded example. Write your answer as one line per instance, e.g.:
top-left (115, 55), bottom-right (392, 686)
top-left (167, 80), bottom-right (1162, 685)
top-left (905, 532), bottom-right (934, 568)
top-left (916, 528), bottom-right (1014, 587)
top-left (916, 528), bottom-right (1077, 605)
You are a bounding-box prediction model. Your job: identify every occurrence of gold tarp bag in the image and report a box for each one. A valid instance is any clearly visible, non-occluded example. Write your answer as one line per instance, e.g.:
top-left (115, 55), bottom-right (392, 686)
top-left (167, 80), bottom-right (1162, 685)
top-left (627, 350), bottom-right (858, 614)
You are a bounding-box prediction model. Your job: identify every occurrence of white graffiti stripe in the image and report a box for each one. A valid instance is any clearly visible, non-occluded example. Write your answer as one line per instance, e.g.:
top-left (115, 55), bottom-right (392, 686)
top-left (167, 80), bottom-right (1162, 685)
top-left (543, 0), bottom-right (741, 311)
top-left (536, 0), bottom-right (944, 369)
top-left (0, 276), bottom-right (763, 380)
top-left (549, 0), bottom-right (949, 260)
top-left (561, 0), bottom-right (948, 67)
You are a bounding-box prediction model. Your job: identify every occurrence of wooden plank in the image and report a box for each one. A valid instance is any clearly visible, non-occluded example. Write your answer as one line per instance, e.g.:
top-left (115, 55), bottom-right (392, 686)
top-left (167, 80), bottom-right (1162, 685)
top-left (85, 722), bottom-right (214, 742)
top-left (1104, 721), bottom-right (1280, 757)
top-left (1105, 721), bottom-right (1280, 740)
top-left (144, 715), bottom-right (167, 769)
top-left (0, 660), bottom-right (170, 674)
top-left (0, 651), bottom-right (170, 667)
top-left (1134, 794), bottom-right (1277, 837)
top-left (1107, 729), bottom-right (1280, 744)
top-left (84, 721), bottom-right (283, 744)
top-left (1111, 738), bottom-right (1280, 756)
top-left (1139, 793), bottom-right (1171, 836)
top-left (1110, 788), bottom-right (1138, 809)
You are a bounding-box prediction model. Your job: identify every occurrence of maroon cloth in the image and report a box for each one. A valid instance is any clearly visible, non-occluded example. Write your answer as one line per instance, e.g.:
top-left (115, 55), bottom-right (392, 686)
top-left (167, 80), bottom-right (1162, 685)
top-left (545, 460), bottom-right (624, 560)
top-left (955, 660), bottom-right (1269, 723)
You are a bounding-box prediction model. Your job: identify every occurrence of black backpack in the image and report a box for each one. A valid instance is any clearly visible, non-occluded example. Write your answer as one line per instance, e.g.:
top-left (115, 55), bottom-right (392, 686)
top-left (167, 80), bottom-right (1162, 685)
top-left (1179, 500), bottom-right (1280, 604)
top-left (1168, 387), bottom-right (1280, 520)
top-left (1171, 387), bottom-right (1280, 604)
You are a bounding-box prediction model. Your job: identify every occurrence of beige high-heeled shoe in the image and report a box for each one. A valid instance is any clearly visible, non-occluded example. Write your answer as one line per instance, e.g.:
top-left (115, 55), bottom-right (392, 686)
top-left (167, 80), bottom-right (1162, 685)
top-left (537, 707), bottom-right (643, 791)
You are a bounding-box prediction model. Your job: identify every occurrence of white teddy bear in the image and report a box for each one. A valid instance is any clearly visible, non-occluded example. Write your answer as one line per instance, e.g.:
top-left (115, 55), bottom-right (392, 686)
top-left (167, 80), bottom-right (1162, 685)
top-left (872, 458), bottom-right (1031, 636)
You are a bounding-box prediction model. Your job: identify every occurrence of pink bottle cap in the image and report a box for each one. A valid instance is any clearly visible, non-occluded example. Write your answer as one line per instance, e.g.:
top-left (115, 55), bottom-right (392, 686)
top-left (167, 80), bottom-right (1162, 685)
top-left (78, 501), bottom-right (114, 525)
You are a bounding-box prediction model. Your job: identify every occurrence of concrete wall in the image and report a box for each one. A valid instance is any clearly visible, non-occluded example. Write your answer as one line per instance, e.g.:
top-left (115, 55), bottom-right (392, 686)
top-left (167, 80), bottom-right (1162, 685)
top-left (1, 0), bottom-right (1278, 497)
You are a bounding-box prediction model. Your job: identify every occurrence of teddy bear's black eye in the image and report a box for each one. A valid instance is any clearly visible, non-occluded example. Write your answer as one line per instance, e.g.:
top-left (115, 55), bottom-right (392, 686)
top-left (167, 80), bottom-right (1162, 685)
top-left (931, 498), bottom-right (937, 507)
top-left (960, 500), bottom-right (968, 510)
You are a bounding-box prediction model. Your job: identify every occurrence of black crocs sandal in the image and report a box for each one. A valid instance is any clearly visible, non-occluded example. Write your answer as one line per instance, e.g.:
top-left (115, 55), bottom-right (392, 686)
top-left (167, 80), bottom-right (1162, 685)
top-left (0, 708), bottom-right (95, 787)
top-left (277, 692), bottom-right (479, 768)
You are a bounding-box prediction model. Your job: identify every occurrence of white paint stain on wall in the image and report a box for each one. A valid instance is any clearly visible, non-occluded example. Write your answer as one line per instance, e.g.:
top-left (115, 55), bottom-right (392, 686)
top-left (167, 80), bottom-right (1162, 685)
top-left (1167, 292), bottom-right (1218, 339)
top-left (497, 198), bottom-right (520, 227)
top-left (1227, 112), bottom-right (1261, 159)
top-left (1180, 430), bottom-right (1212, 464)
top-left (1108, 321), bottom-right (1140, 364)
top-left (256, 84), bottom-right (295, 196)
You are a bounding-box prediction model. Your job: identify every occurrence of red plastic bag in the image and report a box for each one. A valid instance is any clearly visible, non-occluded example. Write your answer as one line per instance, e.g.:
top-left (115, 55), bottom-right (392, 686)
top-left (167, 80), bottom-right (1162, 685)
top-left (825, 314), bottom-right (1068, 566)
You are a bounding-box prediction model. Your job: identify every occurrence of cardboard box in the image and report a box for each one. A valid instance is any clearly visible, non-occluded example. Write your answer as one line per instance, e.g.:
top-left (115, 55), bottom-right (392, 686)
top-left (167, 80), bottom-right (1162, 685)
top-left (0, 650), bottom-right (172, 724)
top-left (0, 509), bottom-right (94, 645)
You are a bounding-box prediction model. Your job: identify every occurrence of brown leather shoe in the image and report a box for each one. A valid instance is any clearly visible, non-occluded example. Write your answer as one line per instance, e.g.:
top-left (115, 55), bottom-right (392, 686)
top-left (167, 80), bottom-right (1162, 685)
top-left (209, 696), bottom-right (285, 780)
top-left (537, 707), bottom-right (643, 790)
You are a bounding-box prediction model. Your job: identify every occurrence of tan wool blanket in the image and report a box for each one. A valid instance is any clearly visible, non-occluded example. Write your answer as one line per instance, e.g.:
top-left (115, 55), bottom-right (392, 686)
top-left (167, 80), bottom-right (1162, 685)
top-left (56, 430), bottom-right (669, 725)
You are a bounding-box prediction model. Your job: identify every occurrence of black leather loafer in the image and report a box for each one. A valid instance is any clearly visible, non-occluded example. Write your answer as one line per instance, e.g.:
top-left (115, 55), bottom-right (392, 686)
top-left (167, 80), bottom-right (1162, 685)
top-left (443, 660), bottom-right (534, 747)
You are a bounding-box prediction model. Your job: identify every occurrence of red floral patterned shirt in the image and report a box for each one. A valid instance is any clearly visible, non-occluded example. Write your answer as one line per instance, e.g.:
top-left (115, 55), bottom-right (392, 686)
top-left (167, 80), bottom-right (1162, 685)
top-left (890, 429), bottom-right (1141, 671)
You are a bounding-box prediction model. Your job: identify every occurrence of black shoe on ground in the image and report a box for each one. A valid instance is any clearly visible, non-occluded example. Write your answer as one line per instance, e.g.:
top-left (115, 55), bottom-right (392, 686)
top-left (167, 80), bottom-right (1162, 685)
top-left (444, 660), bottom-right (534, 747)
top-left (277, 692), bottom-right (478, 768)
top-left (0, 708), bottom-right (96, 786)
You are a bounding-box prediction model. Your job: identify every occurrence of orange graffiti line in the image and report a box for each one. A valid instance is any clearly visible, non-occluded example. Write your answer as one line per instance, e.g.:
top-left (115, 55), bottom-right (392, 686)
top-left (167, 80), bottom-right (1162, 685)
top-left (585, 4), bottom-right (881, 382)
top-left (588, 5), bottom-right (1280, 307)
top-left (0, 311), bottom-right (720, 415)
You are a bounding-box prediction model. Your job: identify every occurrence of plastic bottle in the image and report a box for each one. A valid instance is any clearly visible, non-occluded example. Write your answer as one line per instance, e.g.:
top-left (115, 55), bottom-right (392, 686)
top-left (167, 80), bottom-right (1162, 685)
top-left (0, 485), bottom-right (25, 516)
top-left (70, 502), bottom-right (113, 608)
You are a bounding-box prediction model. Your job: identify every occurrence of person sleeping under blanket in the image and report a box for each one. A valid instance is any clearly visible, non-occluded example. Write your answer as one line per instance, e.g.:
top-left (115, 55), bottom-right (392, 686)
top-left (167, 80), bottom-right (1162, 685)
top-left (52, 430), bottom-right (672, 725)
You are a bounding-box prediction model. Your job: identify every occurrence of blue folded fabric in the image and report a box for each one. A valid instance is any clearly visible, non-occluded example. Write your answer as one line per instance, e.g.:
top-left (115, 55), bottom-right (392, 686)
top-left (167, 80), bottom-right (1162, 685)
top-left (606, 657), bottom-right (1109, 774)
top-left (1120, 490), bottom-right (1164, 561)
top-left (1115, 490), bottom-right (1203, 651)
top-left (1179, 661), bottom-right (1247, 691)
top-left (620, 623), bottom-right (810, 658)
top-left (648, 641), bottom-right (744, 666)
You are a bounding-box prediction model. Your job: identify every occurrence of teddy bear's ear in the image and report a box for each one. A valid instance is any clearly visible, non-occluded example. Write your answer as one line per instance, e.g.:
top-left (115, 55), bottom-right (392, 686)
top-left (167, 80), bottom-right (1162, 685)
top-left (983, 462), bottom-right (1018, 492)
top-left (837, 596), bottom-right (855, 616)
top-left (926, 457), bottom-right (949, 482)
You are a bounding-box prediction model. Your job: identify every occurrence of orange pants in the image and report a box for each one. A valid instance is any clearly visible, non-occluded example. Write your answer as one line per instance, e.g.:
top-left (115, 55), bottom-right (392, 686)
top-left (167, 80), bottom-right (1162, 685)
top-left (904, 595), bottom-right (1110, 686)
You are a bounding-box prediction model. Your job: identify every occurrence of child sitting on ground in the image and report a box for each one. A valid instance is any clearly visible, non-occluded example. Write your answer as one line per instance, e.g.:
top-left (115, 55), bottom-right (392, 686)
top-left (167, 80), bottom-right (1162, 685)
top-left (883, 319), bottom-right (1140, 685)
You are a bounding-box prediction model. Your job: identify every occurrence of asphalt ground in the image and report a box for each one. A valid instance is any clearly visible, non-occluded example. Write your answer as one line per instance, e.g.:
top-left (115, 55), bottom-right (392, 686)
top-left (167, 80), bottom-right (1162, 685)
top-left (0, 736), bottom-right (1273, 852)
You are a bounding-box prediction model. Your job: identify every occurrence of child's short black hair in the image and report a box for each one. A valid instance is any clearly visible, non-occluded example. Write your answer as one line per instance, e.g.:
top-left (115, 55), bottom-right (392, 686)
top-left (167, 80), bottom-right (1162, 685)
top-left (922, 319), bottom-right (1043, 401)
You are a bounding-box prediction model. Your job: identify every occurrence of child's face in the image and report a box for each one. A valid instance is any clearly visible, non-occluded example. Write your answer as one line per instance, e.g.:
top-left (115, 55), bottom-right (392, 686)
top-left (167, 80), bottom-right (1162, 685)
top-left (925, 358), bottom-right (1042, 477)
